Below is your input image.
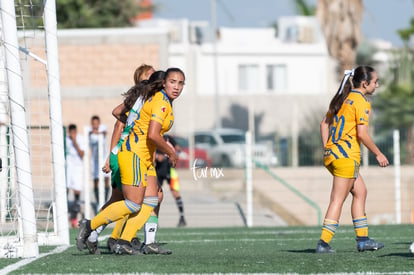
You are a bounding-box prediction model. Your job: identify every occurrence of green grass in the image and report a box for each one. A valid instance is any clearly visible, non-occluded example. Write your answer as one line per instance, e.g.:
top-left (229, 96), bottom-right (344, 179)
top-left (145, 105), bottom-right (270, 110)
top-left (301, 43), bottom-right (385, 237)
top-left (1, 225), bottom-right (414, 274)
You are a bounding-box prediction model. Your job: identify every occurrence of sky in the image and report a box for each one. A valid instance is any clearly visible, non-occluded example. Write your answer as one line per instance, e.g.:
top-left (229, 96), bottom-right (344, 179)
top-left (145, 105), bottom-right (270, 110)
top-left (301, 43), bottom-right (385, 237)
top-left (151, 0), bottom-right (414, 47)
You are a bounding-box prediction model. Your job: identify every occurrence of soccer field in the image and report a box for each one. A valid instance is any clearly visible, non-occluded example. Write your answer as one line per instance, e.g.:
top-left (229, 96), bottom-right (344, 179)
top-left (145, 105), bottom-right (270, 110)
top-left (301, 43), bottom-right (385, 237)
top-left (1, 224), bottom-right (414, 274)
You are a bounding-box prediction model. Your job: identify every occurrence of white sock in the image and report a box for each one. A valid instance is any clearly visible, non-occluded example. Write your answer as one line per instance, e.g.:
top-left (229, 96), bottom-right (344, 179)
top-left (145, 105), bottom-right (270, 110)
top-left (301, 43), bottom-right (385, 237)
top-left (88, 230), bottom-right (98, 243)
top-left (144, 222), bottom-right (158, 244)
top-left (87, 225), bottom-right (106, 242)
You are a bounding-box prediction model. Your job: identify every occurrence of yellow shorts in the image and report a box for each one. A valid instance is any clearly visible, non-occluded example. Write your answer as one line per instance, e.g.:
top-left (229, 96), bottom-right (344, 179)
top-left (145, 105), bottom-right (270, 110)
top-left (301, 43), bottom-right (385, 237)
top-left (117, 149), bottom-right (156, 187)
top-left (325, 158), bottom-right (360, 179)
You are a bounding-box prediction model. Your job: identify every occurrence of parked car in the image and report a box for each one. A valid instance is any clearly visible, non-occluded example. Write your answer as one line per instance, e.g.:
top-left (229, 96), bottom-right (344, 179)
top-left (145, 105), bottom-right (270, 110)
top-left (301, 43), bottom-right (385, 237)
top-left (194, 128), bottom-right (278, 168)
top-left (173, 136), bottom-right (212, 169)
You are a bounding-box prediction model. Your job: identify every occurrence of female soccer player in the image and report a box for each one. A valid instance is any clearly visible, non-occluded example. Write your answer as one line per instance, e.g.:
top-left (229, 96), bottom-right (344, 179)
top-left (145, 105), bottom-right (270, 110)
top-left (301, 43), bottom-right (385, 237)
top-left (316, 66), bottom-right (389, 253)
top-left (83, 65), bottom-right (156, 254)
top-left (77, 68), bottom-right (185, 255)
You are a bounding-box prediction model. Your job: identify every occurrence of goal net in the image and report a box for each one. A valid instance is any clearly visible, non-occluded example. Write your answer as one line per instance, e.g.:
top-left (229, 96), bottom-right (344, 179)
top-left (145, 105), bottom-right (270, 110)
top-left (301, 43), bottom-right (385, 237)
top-left (0, 0), bottom-right (69, 258)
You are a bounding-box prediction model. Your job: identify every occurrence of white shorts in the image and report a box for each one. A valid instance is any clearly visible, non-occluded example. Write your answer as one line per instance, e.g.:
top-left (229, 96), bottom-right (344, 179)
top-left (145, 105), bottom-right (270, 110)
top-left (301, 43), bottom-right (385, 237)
top-left (66, 166), bottom-right (83, 191)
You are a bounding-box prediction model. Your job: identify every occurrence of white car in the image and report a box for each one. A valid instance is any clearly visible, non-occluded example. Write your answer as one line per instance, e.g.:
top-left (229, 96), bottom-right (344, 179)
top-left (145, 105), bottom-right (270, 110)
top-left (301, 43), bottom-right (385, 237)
top-left (194, 128), bottom-right (278, 168)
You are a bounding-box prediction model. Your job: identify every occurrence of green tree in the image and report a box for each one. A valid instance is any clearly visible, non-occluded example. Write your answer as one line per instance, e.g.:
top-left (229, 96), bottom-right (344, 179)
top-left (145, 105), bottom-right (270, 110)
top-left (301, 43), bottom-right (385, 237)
top-left (372, 18), bottom-right (414, 163)
top-left (294, 0), bottom-right (316, 16)
top-left (55, 0), bottom-right (151, 28)
top-left (398, 18), bottom-right (414, 45)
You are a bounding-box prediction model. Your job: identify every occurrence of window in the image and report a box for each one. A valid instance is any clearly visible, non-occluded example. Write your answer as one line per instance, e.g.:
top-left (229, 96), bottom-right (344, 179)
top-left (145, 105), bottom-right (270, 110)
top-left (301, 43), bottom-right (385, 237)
top-left (267, 64), bottom-right (287, 92)
top-left (195, 134), bottom-right (217, 146)
top-left (238, 65), bottom-right (259, 92)
top-left (220, 134), bottom-right (245, 144)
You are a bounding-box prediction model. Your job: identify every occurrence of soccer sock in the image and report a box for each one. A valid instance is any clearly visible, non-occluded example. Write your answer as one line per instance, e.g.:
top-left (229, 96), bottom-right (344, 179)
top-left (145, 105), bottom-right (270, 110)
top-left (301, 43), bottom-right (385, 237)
top-left (353, 215), bottom-right (368, 240)
top-left (87, 225), bottom-right (106, 243)
top-left (120, 196), bottom-right (158, 242)
top-left (320, 218), bottom-right (338, 244)
top-left (90, 199), bottom-right (141, 230)
top-left (110, 215), bottom-right (128, 240)
top-left (144, 215), bottom-right (158, 244)
top-left (175, 196), bottom-right (184, 218)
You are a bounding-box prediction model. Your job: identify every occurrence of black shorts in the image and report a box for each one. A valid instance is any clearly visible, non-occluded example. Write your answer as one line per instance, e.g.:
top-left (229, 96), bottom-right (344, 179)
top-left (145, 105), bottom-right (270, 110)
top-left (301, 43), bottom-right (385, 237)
top-left (157, 173), bottom-right (170, 187)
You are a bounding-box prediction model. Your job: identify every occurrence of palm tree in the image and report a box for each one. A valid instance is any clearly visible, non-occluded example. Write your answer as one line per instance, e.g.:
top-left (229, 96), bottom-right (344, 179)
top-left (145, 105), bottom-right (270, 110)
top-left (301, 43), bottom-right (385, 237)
top-left (316, 0), bottom-right (363, 75)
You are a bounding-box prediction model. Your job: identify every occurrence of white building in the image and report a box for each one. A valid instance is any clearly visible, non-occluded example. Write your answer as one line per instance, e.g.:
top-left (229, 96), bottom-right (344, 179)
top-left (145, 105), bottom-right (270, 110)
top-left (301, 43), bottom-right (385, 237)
top-left (140, 17), bottom-right (337, 137)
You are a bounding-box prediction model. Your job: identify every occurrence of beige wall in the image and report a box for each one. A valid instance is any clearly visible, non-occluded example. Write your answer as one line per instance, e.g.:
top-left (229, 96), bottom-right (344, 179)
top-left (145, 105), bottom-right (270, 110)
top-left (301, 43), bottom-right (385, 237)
top-left (21, 28), bottom-right (169, 138)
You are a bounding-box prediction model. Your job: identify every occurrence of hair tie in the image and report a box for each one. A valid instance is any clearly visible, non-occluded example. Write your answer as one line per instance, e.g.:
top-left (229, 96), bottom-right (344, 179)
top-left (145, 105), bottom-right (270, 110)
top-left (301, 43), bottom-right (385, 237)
top-left (338, 68), bottom-right (354, 95)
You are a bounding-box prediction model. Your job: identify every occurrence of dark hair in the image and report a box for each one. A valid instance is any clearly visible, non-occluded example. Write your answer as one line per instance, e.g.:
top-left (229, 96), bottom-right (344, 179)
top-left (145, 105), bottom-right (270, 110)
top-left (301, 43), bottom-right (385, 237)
top-left (123, 70), bottom-right (165, 110)
top-left (91, 115), bottom-right (100, 121)
top-left (327, 66), bottom-right (375, 117)
top-left (165, 67), bottom-right (185, 81)
top-left (68, 124), bottom-right (77, 131)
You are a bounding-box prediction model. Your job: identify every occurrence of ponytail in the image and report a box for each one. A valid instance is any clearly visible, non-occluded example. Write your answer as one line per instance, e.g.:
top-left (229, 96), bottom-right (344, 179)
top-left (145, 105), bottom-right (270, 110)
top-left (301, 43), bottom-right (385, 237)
top-left (327, 70), bottom-right (354, 117)
top-left (327, 66), bottom-right (375, 118)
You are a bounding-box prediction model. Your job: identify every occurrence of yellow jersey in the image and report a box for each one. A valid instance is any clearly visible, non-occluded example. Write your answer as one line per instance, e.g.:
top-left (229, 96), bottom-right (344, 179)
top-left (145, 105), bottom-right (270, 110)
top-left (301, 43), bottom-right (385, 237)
top-left (324, 91), bottom-right (371, 166)
top-left (122, 90), bottom-right (174, 166)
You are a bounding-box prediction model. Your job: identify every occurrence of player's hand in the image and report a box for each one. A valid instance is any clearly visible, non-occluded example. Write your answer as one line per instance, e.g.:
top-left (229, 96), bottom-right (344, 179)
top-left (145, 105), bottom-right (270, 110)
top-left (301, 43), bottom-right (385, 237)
top-left (102, 157), bottom-right (111, 173)
top-left (68, 131), bottom-right (76, 142)
top-left (168, 151), bottom-right (178, 168)
top-left (376, 153), bottom-right (389, 167)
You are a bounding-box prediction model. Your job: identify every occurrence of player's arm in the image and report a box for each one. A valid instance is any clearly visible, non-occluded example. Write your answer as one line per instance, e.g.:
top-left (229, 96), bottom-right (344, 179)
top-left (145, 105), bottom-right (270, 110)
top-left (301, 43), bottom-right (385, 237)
top-left (112, 103), bottom-right (128, 123)
top-left (320, 115), bottom-right (331, 148)
top-left (148, 121), bottom-right (178, 167)
top-left (357, 124), bottom-right (389, 167)
top-left (102, 120), bottom-right (125, 173)
top-left (69, 131), bottom-right (84, 159)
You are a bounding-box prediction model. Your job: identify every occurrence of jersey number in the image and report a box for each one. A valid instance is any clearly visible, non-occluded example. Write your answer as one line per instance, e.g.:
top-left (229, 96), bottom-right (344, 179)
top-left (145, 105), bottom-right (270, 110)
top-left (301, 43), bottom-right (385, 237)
top-left (330, 115), bottom-right (345, 143)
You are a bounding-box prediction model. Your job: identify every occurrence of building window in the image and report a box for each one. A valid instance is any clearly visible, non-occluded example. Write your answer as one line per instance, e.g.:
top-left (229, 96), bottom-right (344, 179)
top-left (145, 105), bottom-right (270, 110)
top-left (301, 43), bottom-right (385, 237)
top-left (238, 64), bottom-right (259, 92)
top-left (267, 64), bottom-right (287, 92)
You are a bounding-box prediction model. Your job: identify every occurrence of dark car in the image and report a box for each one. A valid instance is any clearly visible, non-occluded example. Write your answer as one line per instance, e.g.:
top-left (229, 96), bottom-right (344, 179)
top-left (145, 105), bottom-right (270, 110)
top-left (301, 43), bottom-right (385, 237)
top-left (173, 136), bottom-right (212, 169)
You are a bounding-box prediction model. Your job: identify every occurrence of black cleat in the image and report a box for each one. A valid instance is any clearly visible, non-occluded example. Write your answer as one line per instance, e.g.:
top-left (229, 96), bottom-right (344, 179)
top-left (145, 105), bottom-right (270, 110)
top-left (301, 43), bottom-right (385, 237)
top-left (357, 237), bottom-right (384, 252)
top-left (113, 239), bottom-right (142, 255)
top-left (107, 237), bottom-right (117, 252)
top-left (86, 239), bottom-right (100, 254)
top-left (131, 237), bottom-right (142, 251)
top-left (315, 240), bottom-right (335, 253)
top-left (177, 217), bottom-right (186, 227)
top-left (141, 243), bottom-right (172, 255)
top-left (76, 219), bottom-right (91, 251)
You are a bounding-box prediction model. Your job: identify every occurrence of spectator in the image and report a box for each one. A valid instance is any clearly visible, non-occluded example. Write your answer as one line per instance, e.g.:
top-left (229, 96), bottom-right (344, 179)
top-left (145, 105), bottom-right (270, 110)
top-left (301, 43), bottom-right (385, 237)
top-left (66, 124), bottom-right (85, 228)
top-left (89, 115), bottom-right (109, 210)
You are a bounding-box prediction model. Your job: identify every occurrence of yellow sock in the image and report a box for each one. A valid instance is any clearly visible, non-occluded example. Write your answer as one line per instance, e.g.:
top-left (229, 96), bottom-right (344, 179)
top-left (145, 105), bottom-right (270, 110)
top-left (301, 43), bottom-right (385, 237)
top-left (320, 219), bottom-right (338, 244)
top-left (120, 204), bottom-right (154, 242)
top-left (90, 199), bottom-right (141, 230)
top-left (110, 215), bottom-right (129, 239)
top-left (353, 215), bottom-right (368, 238)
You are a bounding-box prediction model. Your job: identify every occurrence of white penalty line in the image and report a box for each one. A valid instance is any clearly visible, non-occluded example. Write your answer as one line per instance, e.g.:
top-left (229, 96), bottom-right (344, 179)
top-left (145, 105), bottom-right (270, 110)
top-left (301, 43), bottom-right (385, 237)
top-left (0, 245), bottom-right (69, 275)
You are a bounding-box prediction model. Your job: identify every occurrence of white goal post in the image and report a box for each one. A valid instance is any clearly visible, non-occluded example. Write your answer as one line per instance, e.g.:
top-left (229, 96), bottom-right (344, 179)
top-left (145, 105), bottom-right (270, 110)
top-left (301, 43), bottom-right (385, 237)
top-left (0, 0), bottom-right (69, 258)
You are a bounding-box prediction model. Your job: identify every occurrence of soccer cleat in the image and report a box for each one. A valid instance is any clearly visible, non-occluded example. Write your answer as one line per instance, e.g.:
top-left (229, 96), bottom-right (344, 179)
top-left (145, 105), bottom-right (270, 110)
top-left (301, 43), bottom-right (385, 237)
top-left (177, 217), bottom-right (186, 227)
top-left (357, 237), bottom-right (384, 252)
top-left (315, 240), bottom-right (335, 253)
top-left (107, 237), bottom-right (117, 252)
top-left (113, 239), bottom-right (142, 255)
top-left (76, 219), bottom-right (92, 251)
top-left (131, 237), bottom-right (142, 251)
top-left (86, 240), bottom-right (100, 255)
top-left (141, 243), bottom-right (172, 255)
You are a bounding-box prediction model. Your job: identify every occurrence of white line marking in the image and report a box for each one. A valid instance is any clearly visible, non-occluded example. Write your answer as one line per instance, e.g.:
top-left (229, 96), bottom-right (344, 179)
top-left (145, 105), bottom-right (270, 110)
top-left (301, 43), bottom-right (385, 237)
top-left (0, 245), bottom-right (69, 275)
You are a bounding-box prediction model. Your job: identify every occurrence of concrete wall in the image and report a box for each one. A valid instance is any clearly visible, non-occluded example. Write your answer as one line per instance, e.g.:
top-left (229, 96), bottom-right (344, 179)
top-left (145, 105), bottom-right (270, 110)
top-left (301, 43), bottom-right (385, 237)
top-left (21, 27), bottom-right (169, 136)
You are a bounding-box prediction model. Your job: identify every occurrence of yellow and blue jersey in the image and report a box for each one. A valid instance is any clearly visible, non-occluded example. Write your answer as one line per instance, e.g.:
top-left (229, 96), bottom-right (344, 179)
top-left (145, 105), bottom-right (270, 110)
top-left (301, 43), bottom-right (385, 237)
top-left (122, 90), bottom-right (174, 167)
top-left (324, 90), bottom-right (371, 166)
